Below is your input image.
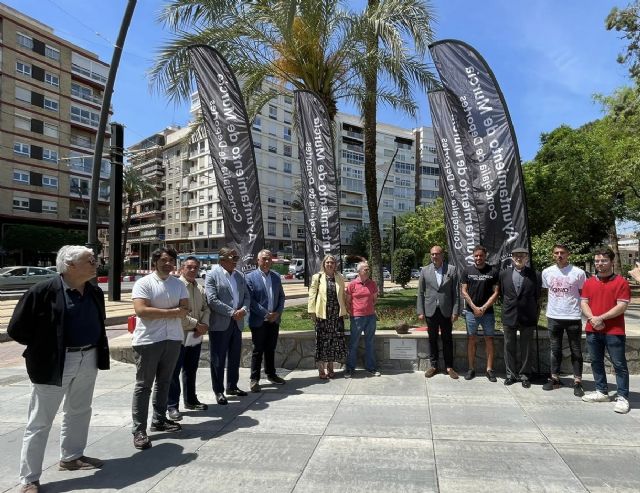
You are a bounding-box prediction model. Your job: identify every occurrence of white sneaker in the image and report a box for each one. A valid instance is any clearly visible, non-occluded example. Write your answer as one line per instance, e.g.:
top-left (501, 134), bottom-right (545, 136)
top-left (582, 390), bottom-right (610, 403)
top-left (614, 396), bottom-right (630, 414)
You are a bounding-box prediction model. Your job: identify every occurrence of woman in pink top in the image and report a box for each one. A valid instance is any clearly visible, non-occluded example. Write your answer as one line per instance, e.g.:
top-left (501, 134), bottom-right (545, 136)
top-left (345, 261), bottom-right (380, 378)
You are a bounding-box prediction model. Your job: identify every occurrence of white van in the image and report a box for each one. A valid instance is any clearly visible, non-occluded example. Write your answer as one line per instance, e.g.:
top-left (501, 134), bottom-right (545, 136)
top-left (289, 258), bottom-right (304, 278)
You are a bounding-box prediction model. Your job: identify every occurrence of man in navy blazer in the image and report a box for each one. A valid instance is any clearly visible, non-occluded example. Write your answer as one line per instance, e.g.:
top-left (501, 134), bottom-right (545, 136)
top-left (246, 249), bottom-right (286, 392)
top-left (417, 245), bottom-right (460, 379)
top-left (205, 247), bottom-right (250, 405)
top-left (499, 247), bottom-right (542, 388)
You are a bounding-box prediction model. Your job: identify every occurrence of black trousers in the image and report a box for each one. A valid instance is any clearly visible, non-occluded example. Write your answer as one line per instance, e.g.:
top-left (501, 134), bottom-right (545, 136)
top-left (209, 320), bottom-right (242, 394)
top-left (250, 321), bottom-right (280, 381)
top-left (426, 307), bottom-right (454, 369)
top-left (168, 343), bottom-right (202, 409)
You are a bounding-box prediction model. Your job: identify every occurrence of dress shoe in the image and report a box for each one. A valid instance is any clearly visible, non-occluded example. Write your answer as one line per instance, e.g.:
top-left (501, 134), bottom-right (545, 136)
top-left (59, 456), bottom-right (104, 471)
top-left (446, 368), bottom-right (459, 379)
top-left (20, 481), bottom-right (39, 493)
top-left (267, 374), bottom-right (286, 385)
top-left (184, 401), bottom-right (208, 411)
top-left (133, 431), bottom-right (152, 450)
top-left (250, 380), bottom-right (261, 392)
top-left (424, 367), bottom-right (438, 378)
top-left (521, 379), bottom-right (531, 389)
top-left (504, 377), bottom-right (517, 386)
top-left (215, 393), bottom-right (228, 405)
top-left (167, 408), bottom-right (182, 421)
top-left (226, 388), bottom-right (248, 397)
top-left (150, 419), bottom-right (181, 432)
top-left (464, 369), bottom-right (476, 380)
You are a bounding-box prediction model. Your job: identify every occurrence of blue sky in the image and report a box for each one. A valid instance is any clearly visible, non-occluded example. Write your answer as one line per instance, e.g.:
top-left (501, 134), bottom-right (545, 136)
top-left (6, 1), bottom-right (632, 162)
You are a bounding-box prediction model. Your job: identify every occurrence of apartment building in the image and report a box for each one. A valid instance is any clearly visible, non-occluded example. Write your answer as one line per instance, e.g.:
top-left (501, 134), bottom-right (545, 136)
top-left (0, 3), bottom-right (111, 262)
top-left (125, 90), bottom-right (441, 264)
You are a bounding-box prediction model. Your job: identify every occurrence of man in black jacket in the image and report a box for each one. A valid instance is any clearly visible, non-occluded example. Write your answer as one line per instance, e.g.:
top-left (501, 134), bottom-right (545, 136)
top-left (499, 247), bottom-right (541, 388)
top-left (8, 246), bottom-right (110, 493)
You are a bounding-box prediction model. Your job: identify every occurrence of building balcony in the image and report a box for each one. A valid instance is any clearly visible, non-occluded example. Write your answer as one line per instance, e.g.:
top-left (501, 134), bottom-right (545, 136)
top-left (71, 63), bottom-right (107, 86)
top-left (130, 209), bottom-right (162, 219)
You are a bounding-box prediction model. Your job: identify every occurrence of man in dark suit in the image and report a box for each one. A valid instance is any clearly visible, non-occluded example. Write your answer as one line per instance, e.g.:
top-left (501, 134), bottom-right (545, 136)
top-left (499, 247), bottom-right (541, 388)
top-left (205, 246), bottom-right (250, 405)
top-left (246, 249), bottom-right (286, 392)
top-left (417, 245), bottom-right (460, 379)
top-left (8, 246), bottom-right (110, 493)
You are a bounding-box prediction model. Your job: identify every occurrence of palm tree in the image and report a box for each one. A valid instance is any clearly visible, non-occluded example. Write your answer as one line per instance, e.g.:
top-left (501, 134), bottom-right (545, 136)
top-left (122, 166), bottom-right (159, 268)
top-left (150, 0), bottom-right (437, 289)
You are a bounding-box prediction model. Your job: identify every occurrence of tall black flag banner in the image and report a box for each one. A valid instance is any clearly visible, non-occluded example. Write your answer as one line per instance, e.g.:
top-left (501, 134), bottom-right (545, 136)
top-left (429, 39), bottom-right (530, 268)
top-left (294, 90), bottom-right (341, 278)
top-left (428, 89), bottom-right (481, 274)
top-left (189, 45), bottom-right (264, 270)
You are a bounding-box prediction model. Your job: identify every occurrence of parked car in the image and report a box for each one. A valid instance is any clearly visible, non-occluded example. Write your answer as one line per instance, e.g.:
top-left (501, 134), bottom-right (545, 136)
top-left (0, 266), bottom-right (58, 290)
top-left (343, 268), bottom-right (358, 281)
top-left (383, 268), bottom-right (391, 280)
top-left (45, 266), bottom-right (58, 273)
top-left (411, 268), bottom-right (421, 279)
top-left (199, 267), bottom-right (212, 279)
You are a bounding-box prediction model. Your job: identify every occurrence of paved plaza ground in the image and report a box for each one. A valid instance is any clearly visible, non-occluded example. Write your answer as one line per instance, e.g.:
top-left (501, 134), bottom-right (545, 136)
top-left (1, 361), bottom-right (640, 492)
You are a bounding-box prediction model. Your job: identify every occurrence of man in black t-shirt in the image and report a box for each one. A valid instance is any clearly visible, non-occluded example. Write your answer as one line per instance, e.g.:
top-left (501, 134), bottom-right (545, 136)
top-left (460, 245), bottom-right (499, 382)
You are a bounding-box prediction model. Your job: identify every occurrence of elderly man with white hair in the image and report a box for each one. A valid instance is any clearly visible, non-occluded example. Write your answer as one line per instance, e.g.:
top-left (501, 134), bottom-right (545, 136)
top-left (8, 245), bottom-right (110, 493)
top-left (345, 261), bottom-right (380, 378)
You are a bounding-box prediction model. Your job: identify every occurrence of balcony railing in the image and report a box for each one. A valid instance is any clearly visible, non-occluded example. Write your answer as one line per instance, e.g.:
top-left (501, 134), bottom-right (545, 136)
top-left (71, 63), bottom-right (107, 84)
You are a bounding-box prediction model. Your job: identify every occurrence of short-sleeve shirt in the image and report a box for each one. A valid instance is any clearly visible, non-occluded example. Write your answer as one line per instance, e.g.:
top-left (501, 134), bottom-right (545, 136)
top-left (541, 264), bottom-right (586, 320)
top-left (461, 264), bottom-right (498, 313)
top-left (581, 274), bottom-right (630, 335)
top-left (131, 272), bottom-right (189, 346)
top-left (346, 278), bottom-right (378, 317)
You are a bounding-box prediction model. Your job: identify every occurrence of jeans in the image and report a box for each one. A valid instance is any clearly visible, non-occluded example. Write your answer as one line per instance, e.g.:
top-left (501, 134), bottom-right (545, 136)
top-left (347, 315), bottom-right (377, 371)
top-left (20, 349), bottom-right (98, 484)
top-left (547, 318), bottom-right (583, 378)
top-left (168, 343), bottom-right (203, 410)
top-left (426, 307), bottom-right (454, 369)
top-left (131, 340), bottom-right (181, 433)
top-left (250, 321), bottom-right (280, 381)
top-left (586, 332), bottom-right (629, 398)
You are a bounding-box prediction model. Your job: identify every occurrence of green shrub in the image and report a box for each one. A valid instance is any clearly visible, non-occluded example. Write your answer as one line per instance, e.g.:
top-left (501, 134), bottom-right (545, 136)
top-left (392, 248), bottom-right (415, 287)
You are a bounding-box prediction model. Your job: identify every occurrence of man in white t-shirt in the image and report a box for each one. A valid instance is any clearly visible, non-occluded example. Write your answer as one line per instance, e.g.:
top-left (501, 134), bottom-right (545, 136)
top-left (130, 248), bottom-right (189, 450)
top-left (541, 243), bottom-right (586, 396)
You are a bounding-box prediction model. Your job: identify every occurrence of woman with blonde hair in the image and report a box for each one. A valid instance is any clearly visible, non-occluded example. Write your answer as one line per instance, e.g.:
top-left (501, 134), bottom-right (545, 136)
top-left (308, 255), bottom-right (348, 379)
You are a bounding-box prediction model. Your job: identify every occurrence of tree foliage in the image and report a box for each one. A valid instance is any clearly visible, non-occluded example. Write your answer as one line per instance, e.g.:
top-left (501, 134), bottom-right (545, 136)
top-left (395, 198), bottom-right (447, 266)
top-left (606, 1), bottom-right (640, 82)
top-left (349, 225), bottom-right (371, 258)
top-left (3, 225), bottom-right (86, 255)
top-left (391, 248), bottom-right (414, 287)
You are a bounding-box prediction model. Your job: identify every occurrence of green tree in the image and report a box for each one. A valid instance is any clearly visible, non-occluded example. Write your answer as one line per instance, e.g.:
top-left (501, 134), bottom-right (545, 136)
top-left (349, 225), bottom-right (371, 257)
top-left (395, 198), bottom-right (447, 266)
top-left (151, 0), bottom-right (438, 296)
top-left (122, 166), bottom-right (159, 267)
top-left (606, 1), bottom-right (640, 82)
top-left (391, 247), bottom-right (414, 287)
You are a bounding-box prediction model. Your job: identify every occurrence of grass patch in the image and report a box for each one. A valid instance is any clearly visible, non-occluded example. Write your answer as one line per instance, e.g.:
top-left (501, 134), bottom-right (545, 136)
top-left (275, 287), bottom-right (551, 332)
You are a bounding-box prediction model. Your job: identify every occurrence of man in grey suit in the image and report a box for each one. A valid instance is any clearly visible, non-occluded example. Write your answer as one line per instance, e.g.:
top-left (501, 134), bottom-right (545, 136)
top-left (205, 247), bottom-right (250, 405)
top-left (417, 245), bottom-right (460, 379)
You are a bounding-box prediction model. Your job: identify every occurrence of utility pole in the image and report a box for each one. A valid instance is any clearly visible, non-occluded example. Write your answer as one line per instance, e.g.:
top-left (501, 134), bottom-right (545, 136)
top-left (87, 0), bottom-right (137, 254)
top-left (108, 123), bottom-right (124, 301)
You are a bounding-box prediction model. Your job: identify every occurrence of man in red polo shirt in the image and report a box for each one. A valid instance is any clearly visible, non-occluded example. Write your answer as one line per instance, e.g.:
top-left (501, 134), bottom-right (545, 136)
top-left (345, 261), bottom-right (380, 378)
top-left (580, 247), bottom-right (631, 413)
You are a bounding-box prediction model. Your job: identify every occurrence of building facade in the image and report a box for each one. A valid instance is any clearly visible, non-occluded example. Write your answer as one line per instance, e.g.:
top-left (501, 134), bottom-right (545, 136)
top-left (0, 3), bottom-right (111, 263)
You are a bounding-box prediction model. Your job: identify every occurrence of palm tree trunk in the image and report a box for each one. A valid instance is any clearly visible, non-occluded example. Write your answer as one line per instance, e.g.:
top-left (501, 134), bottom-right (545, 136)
top-left (364, 0), bottom-right (383, 294)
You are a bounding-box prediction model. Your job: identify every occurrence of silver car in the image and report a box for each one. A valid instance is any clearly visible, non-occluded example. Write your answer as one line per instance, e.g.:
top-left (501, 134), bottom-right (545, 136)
top-left (0, 266), bottom-right (58, 290)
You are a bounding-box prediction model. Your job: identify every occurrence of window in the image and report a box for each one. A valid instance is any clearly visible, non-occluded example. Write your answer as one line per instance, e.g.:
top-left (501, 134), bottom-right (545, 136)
top-left (283, 144), bottom-right (292, 157)
top-left (43, 149), bottom-right (58, 163)
top-left (283, 127), bottom-right (292, 142)
top-left (283, 95), bottom-right (293, 105)
top-left (70, 177), bottom-right (90, 195)
top-left (44, 123), bottom-right (59, 138)
top-left (343, 150), bottom-right (364, 165)
top-left (268, 222), bottom-right (276, 236)
top-left (14, 142), bottom-right (30, 156)
top-left (252, 116), bottom-right (261, 131)
top-left (42, 175), bottom-right (58, 188)
top-left (268, 123), bottom-right (277, 137)
top-left (16, 61), bottom-right (31, 76)
top-left (44, 97), bottom-right (59, 112)
top-left (15, 114), bottom-right (31, 131)
top-left (70, 133), bottom-right (91, 147)
top-left (15, 86), bottom-right (31, 103)
top-left (16, 33), bottom-right (33, 49)
top-left (394, 162), bottom-right (415, 174)
top-left (42, 201), bottom-right (58, 213)
top-left (13, 170), bottom-right (30, 183)
top-left (45, 45), bottom-right (60, 61)
top-left (70, 106), bottom-right (100, 127)
top-left (268, 158), bottom-right (277, 170)
top-left (283, 161), bottom-right (292, 174)
top-left (253, 135), bottom-right (262, 149)
top-left (267, 197), bottom-right (276, 203)
top-left (13, 197), bottom-right (29, 210)
top-left (283, 223), bottom-right (290, 237)
top-left (45, 73), bottom-right (59, 87)
top-left (421, 166), bottom-right (439, 176)
top-left (395, 176), bottom-right (411, 187)
top-left (269, 105), bottom-right (278, 120)
top-left (343, 166), bottom-right (363, 180)
top-left (284, 111), bottom-right (292, 124)
top-left (268, 138), bottom-right (277, 153)
top-left (268, 206), bottom-right (276, 220)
